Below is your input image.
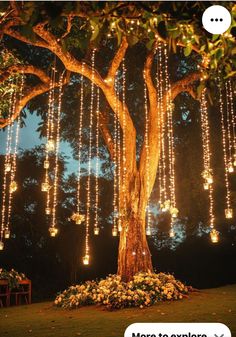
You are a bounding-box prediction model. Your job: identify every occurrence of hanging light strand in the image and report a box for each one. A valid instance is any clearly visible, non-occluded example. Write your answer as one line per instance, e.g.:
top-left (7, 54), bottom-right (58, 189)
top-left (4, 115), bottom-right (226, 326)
top-left (227, 80), bottom-right (236, 158)
top-left (0, 80), bottom-right (15, 244)
top-left (94, 86), bottom-right (100, 235)
top-left (112, 77), bottom-right (118, 236)
top-left (200, 89), bottom-right (215, 231)
top-left (163, 43), bottom-right (178, 227)
top-left (157, 42), bottom-right (168, 206)
top-left (50, 72), bottom-right (64, 234)
top-left (6, 74), bottom-right (24, 229)
top-left (143, 70), bottom-right (151, 235)
top-left (84, 49), bottom-right (96, 264)
top-left (76, 63), bottom-right (85, 216)
top-left (121, 60), bottom-right (127, 220)
top-left (218, 77), bottom-right (233, 219)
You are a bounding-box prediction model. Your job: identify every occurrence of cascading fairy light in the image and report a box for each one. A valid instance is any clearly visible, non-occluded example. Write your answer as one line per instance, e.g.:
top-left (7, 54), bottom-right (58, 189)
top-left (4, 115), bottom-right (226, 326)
top-left (116, 77), bottom-right (122, 233)
top-left (49, 72), bottom-right (64, 238)
top-left (94, 86), bottom-right (100, 236)
top-left (112, 77), bottom-right (118, 237)
top-left (225, 80), bottom-right (235, 172)
top-left (42, 66), bottom-right (57, 220)
top-left (163, 43), bottom-right (178, 237)
top-left (71, 63), bottom-right (85, 226)
top-left (157, 41), bottom-right (168, 211)
top-left (6, 74), bottom-right (24, 234)
top-left (0, 74), bottom-right (24, 250)
top-left (219, 76), bottom-right (233, 220)
top-left (143, 70), bottom-right (151, 236)
top-left (200, 89), bottom-right (218, 243)
top-left (122, 60), bottom-right (127, 221)
top-left (83, 49), bottom-right (96, 265)
top-left (227, 79), bottom-right (236, 167)
top-left (43, 69), bottom-right (54, 216)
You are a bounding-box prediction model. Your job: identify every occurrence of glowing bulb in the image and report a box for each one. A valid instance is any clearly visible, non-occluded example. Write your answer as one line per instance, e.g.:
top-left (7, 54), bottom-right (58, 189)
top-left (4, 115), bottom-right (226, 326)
top-left (210, 229), bottom-right (219, 243)
top-left (170, 207), bottom-right (179, 218)
top-left (0, 241), bottom-right (4, 250)
top-left (5, 163), bottom-right (11, 172)
top-left (146, 228), bottom-right (151, 236)
top-left (83, 254), bottom-right (90, 265)
top-left (44, 160), bottom-right (50, 169)
top-left (45, 207), bottom-right (51, 215)
top-left (112, 228), bottom-right (118, 237)
top-left (228, 162), bottom-right (234, 173)
top-left (46, 139), bottom-right (55, 152)
top-left (203, 182), bottom-right (209, 190)
top-left (4, 229), bottom-right (10, 239)
top-left (225, 208), bottom-right (233, 219)
top-left (132, 251), bottom-right (136, 256)
top-left (94, 227), bottom-right (99, 235)
top-left (206, 176), bottom-right (213, 184)
top-left (41, 182), bottom-right (50, 192)
top-left (9, 181), bottom-right (17, 193)
top-left (169, 228), bottom-right (175, 238)
top-left (49, 227), bottom-right (58, 237)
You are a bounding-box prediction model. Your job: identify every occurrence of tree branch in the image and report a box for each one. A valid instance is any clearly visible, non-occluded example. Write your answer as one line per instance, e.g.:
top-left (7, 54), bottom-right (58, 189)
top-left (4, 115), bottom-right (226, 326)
top-left (99, 111), bottom-right (115, 161)
top-left (106, 37), bottom-right (128, 85)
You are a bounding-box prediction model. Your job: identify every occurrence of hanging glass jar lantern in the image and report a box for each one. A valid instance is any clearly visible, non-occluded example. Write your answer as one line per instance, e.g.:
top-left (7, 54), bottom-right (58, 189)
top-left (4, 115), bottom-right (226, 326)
top-left (206, 175), bottom-right (213, 184)
top-left (0, 241), bottom-right (4, 250)
top-left (170, 207), bottom-right (179, 218)
top-left (112, 227), bottom-right (118, 237)
top-left (9, 181), bottom-right (17, 193)
top-left (83, 254), bottom-right (90, 265)
top-left (228, 161), bottom-right (234, 173)
top-left (225, 208), bottom-right (233, 219)
top-left (46, 139), bottom-right (55, 152)
top-left (94, 227), bottom-right (99, 235)
top-left (41, 182), bottom-right (50, 192)
top-left (210, 228), bottom-right (219, 243)
top-left (5, 163), bottom-right (11, 173)
top-left (44, 160), bottom-right (50, 169)
top-left (4, 229), bottom-right (10, 239)
top-left (49, 227), bottom-right (58, 237)
top-left (71, 213), bottom-right (85, 225)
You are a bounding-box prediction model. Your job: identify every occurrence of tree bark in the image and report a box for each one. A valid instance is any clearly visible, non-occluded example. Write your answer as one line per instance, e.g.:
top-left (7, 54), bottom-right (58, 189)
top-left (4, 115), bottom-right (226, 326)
top-left (1, 14), bottom-right (202, 282)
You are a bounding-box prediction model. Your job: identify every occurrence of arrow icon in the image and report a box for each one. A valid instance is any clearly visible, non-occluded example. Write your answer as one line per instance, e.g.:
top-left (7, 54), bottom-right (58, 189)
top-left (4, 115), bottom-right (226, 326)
top-left (214, 334), bottom-right (224, 337)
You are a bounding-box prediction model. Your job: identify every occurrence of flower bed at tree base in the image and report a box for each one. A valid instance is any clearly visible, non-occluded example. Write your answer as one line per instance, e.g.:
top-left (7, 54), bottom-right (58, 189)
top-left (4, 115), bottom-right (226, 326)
top-left (54, 272), bottom-right (189, 310)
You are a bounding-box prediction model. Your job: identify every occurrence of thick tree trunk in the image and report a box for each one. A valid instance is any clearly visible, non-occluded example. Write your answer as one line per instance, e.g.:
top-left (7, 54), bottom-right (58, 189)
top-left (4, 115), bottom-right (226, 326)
top-left (117, 173), bottom-right (153, 282)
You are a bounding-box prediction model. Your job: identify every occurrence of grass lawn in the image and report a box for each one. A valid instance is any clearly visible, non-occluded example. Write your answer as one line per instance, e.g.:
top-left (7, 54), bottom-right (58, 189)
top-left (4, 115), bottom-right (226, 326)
top-left (0, 285), bottom-right (236, 337)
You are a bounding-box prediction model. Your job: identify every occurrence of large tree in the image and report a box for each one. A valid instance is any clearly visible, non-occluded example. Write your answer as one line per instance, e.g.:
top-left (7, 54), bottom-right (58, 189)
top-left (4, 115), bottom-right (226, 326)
top-left (0, 1), bottom-right (235, 281)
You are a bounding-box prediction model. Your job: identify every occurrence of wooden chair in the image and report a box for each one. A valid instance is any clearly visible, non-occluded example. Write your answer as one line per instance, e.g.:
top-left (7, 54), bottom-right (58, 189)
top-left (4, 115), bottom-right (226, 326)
top-left (0, 280), bottom-right (10, 307)
top-left (11, 279), bottom-right (31, 305)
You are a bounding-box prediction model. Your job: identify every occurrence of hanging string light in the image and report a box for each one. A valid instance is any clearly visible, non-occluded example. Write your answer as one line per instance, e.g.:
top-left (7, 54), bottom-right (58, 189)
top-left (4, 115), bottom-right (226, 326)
top-left (0, 74), bottom-right (24, 249)
top-left (219, 76), bottom-right (233, 219)
top-left (116, 77), bottom-right (122, 233)
top-left (200, 88), bottom-right (217, 243)
top-left (83, 49), bottom-right (96, 265)
top-left (227, 80), bottom-right (236, 167)
top-left (71, 63), bottom-right (86, 226)
top-left (42, 67), bottom-right (56, 220)
top-left (121, 60), bottom-right (127, 222)
top-left (94, 86), bottom-right (100, 236)
top-left (225, 80), bottom-right (235, 172)
top-left (6, 74), bottom-right (24, 236)
top-left (163, 42), bottom-right (178, 236)
top-left (143, 70), bottom-right (151, 236)
top-left (0, 80), bottom-right (15, 249)
top-left (156, 41), bottom-right (168, 212)
top-left (49, 72), bottom-right (64, 237)
top-left (112, 77), bottom-right (118, 237)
